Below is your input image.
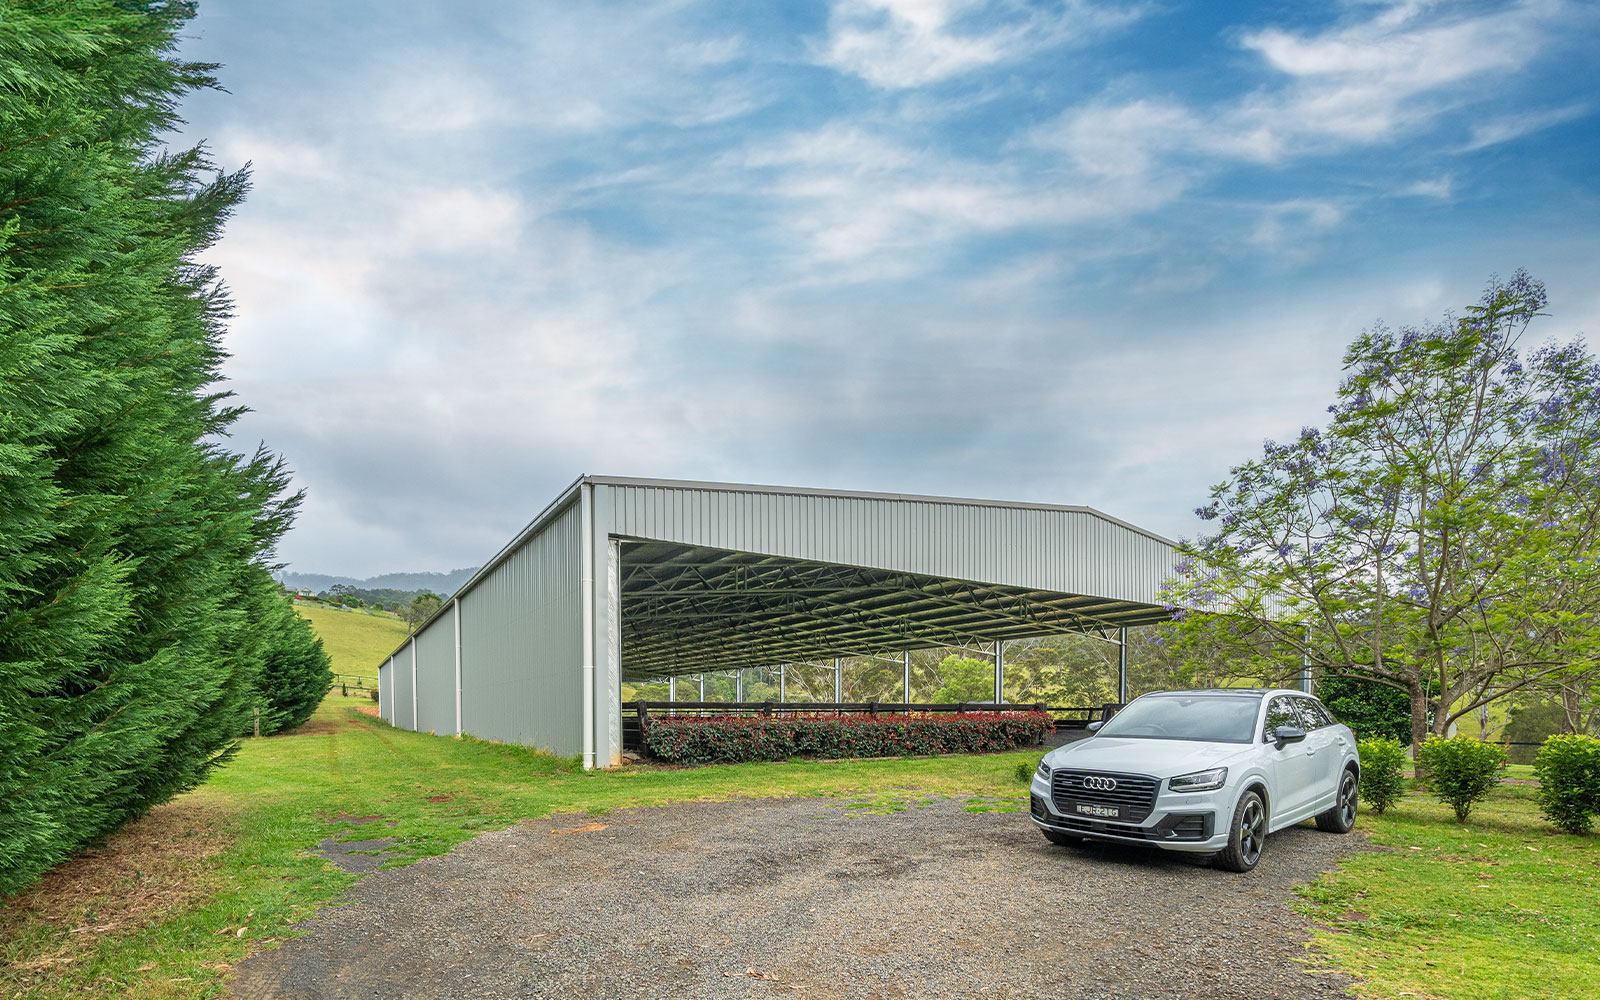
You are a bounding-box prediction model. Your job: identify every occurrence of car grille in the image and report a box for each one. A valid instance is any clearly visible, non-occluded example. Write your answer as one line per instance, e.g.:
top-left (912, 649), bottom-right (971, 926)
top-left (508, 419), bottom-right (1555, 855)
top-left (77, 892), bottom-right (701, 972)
top-left (1050, 769), bottom-right (1159, 822)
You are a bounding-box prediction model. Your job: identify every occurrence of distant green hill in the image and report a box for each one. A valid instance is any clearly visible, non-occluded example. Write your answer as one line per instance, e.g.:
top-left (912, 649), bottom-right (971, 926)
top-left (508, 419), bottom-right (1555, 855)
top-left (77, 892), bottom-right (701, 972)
top-left (294, 603), bottom-right (412, 681)
top-left (277, 567), bottom-right (478, 596)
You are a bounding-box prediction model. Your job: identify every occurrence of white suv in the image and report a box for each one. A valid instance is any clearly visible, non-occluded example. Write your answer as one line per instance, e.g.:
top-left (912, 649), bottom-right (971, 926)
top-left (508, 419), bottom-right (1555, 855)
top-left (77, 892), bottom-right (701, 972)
top-left (1029, 689), bottom-right (1360, 872)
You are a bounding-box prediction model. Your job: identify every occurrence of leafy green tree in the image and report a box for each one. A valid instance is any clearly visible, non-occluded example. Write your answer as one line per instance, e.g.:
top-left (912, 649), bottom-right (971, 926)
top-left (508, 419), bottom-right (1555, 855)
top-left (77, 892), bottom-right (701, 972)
top-left (1165, 273), bottom-right (1600, 749)
top-left (0, 1), bottom-right (310, 895)
top-left (930, 656), bottom-right (996, 702)
top-left (403, 591), bottom-right (443, 630)
top-left (1317, 675), bottom-right (1416, 742)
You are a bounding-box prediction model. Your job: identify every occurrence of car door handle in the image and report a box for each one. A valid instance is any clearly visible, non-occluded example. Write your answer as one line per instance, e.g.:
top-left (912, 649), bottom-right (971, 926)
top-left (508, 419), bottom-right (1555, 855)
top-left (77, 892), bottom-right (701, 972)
top-left (1305, 748), bottom-right (1316, 755)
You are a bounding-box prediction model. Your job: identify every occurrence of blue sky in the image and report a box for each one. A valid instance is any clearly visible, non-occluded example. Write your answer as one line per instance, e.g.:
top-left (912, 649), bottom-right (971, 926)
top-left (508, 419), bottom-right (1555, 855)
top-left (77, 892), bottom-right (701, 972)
top-left (170, 0), bottom-right (1600, 577)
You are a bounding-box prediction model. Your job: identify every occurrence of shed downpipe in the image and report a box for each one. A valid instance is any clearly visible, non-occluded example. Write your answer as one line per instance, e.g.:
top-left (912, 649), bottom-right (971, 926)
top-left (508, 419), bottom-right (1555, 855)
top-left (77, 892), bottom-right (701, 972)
top-left (580, 482), bottom-right (596, 770)
top-left (453, 599), bottom-right (462, 736)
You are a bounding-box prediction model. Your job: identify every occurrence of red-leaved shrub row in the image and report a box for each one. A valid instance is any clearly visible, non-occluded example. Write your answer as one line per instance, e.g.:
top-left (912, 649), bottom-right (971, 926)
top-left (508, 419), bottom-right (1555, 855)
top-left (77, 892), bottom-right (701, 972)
top-left (642, 711), bottom-right (1054, 765)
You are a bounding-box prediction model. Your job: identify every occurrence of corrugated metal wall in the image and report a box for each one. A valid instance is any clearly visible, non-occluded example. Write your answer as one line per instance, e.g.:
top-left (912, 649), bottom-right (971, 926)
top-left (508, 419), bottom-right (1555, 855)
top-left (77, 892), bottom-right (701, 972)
top-left (413, 614), bottom-right (456, 735)
top-left (596, 483), bottom-right (1174, 605)
top-left (458, 499), bottom-right (584, 754)
top-left (383, 477), bottom-right (1174, 765)
top-left (391, 643), bottom-right (415, 731)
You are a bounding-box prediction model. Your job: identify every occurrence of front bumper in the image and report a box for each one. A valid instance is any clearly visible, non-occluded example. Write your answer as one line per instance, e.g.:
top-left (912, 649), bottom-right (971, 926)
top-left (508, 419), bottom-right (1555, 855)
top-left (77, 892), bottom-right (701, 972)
top-left (1029, 773), bottom-right (1230, 852)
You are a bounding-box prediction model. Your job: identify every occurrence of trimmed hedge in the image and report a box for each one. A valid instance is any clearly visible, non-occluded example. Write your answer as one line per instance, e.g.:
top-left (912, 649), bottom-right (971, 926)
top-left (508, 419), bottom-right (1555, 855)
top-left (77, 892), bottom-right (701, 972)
top-left (1355, 736), bottom-right (1409, 814)
top-left (642, 711), bottom-right (1055, 765)
top-left (1417, 736), bottom-right (1506, 823)
top-left (1533, 734), bottom-right (1600, 835)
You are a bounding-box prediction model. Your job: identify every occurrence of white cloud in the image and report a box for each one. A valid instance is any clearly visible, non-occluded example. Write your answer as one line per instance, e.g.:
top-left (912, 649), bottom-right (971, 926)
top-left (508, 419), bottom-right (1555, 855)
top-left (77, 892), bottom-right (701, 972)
top-left (1458, 102), bottom-right (1590, 151)
top-left (1248, 199), bottom-right (1345, 249)
top-left (1398, 175), bottom-right (1453, 198)
top-left (817, 0), bottom-right (1143, 88)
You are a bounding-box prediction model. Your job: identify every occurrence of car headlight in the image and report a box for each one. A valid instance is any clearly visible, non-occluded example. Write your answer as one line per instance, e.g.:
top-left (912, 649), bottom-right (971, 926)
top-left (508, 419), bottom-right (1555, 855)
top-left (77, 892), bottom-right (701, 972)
top-left (1168, 767), bottom-right (1227, 792)
top-left (1036, 759), bottom-right (1051, 780)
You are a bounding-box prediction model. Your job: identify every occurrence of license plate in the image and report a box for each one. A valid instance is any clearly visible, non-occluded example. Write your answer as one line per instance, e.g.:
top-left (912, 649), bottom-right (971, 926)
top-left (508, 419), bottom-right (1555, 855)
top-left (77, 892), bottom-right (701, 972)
top-left (1070, 800), bottom-right (1123, 821)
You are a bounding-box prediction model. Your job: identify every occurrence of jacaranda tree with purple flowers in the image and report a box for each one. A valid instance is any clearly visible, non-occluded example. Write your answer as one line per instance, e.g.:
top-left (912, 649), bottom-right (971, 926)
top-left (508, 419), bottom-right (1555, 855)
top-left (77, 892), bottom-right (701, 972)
top-left (1162, 272), bottom-right (1600, 749)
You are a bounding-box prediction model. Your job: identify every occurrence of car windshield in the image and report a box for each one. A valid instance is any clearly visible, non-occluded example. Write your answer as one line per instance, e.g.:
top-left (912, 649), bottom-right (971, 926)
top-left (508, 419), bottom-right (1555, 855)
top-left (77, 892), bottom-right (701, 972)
top-left (1096, 695), bottom-right (1261, 743)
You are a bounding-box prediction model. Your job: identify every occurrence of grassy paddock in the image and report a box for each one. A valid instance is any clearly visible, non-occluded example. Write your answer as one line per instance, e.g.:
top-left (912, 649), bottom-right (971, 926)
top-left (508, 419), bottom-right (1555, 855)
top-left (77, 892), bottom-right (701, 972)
top-left (292, 605), bottom-right (410, 681)
top-left (1297, 783), bottom-right (1597, 1000)
top-left (0, 694), bottom-right (1034, 998)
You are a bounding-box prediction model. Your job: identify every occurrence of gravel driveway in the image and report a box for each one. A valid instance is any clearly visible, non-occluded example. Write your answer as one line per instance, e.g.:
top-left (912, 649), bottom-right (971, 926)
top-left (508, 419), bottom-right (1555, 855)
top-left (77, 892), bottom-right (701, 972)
top-left (231, 796), bottom-right (1358, 999)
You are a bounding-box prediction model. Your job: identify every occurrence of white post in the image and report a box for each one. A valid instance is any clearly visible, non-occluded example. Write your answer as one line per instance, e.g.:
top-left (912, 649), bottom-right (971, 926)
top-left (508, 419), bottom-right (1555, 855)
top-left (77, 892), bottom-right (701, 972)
top-left (1301, 623), bottom-right (1314, 694)
top-left (903, 650), bottom-right (911, 704)
top-left (780, 664), bottom-right (786, 702)
top-left (1117, 626), bottom-right (1128, 704)
top-left (834, 658), bottom-right (842, 702)
top-left (699, 673), bottom-right (706, 715)
top-left (580, 483), bottom-right (595, 770)
top-left (735, 668), bottom-right (744, 703)
top-left (410, 640), bottom-right (418, 732)
top-left (453, 599), bottom-right (462, 736)
top-left (995, 640), bottom-right (1005, 705)
top-left (605, 537), bottom-right (622, 767)
top-left (668, 676), bottom-right (676, 717)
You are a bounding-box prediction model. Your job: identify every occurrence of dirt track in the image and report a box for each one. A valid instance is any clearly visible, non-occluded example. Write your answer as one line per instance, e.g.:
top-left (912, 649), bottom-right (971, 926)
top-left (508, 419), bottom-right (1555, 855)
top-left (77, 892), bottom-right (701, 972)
top-left (230, 796), bottom-right (1358, 999)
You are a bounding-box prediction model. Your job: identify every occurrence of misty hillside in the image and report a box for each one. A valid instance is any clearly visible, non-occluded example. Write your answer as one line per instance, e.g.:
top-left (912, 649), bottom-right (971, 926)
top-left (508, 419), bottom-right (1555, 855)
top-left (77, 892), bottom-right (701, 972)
top-left (275, 567), bottom-right (479, 596)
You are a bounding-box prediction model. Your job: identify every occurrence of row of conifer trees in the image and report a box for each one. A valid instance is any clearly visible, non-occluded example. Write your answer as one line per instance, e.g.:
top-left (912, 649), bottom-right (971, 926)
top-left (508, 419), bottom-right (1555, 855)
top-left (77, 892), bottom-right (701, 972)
top-left (0, 1), bottom-right (331, 896)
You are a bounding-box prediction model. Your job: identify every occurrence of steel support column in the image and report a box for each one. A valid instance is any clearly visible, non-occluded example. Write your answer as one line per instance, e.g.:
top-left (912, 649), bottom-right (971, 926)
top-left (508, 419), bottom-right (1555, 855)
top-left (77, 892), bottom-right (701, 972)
top-left (903, 650), bottom-right (911, 704)
top-left (1117, 626), bottom-right (1128, 703)
top-left (452, 600), bottom-right (462, 736)
top-left (994, 640), bottom-right (1005, 704)
top-left (834, 658), bottom-right (842, 701)
top-left (780, 664), bottom-right (786, 702)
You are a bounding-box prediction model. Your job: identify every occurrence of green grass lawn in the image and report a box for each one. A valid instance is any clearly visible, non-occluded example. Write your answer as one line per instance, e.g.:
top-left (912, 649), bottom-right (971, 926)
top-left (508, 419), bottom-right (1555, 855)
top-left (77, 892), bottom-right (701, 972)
top-left (293, 604), bottom-right (411, 684)
top-left (1298, 784), bottom-right (1598, 1000)
top-left (3, 691), bottom-right (1592, 1000)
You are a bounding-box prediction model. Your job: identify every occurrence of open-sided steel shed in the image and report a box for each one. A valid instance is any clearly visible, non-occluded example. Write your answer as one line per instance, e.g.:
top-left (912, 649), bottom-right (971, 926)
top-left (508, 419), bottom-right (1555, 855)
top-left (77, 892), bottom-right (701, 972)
top-left (377, 476), bottom-right (1178, 767)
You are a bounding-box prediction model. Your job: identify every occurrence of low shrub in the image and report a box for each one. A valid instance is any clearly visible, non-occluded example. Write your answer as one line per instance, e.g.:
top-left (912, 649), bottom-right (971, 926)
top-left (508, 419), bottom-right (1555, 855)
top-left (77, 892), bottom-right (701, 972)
top-left (642, 711), bottom-right (1054, 765)
top-left (1417, 736), bottom-right (1506, 822)
top-left (1532, 734), bottom-right (1600, 835)
top-left (1355, 736), bottom-right (1408, 814)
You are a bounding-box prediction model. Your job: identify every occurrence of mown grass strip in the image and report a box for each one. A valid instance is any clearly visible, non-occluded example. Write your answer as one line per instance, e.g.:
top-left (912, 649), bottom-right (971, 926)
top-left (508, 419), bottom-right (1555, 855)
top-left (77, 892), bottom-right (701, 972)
top-left (1296, 783), bottom-right (1598, 1000)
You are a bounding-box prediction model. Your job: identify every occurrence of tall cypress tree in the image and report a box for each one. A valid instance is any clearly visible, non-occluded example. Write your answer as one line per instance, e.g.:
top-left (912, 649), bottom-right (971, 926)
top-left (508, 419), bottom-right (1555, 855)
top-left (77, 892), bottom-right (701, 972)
top-left (0, 0), bottom-right (325, 895)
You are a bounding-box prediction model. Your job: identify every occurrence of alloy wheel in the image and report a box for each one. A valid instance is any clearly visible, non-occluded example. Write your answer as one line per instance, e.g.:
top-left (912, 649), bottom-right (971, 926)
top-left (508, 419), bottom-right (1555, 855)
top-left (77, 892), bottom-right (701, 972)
top-left (1340, 773), bottom-right (1358, 825)
top-left (1239, 798), bottom-right (1264, 865)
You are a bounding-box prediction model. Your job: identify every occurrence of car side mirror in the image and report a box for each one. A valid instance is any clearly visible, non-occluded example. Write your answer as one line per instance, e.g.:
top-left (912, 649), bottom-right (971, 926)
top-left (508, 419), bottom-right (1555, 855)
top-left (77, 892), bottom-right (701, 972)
top-left (1087, 721), bottom-right (1103, 732)
top-left (1273, 725), bottom-right (1307, 747)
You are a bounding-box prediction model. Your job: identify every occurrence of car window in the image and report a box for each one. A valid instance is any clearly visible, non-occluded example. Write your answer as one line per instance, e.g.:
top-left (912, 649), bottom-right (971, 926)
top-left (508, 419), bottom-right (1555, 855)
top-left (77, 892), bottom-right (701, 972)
top-left (1263, 696), bottom-right (1300, 740)
top-left (1297, 698), bottom-right (1334, 729)
top-left (1095, 694), bottom-right (1261, 743)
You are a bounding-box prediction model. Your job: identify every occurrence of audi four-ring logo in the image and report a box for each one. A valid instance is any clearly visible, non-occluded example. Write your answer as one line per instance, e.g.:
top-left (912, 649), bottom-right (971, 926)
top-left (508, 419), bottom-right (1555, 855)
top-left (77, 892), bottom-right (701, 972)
top-left (1083, 776), bottom-right (1119, 791)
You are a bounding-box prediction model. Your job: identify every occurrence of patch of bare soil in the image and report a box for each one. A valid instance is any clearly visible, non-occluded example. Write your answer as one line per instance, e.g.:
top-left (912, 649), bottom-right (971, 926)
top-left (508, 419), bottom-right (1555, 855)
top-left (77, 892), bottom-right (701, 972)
top-left (1, 799), bottom-right (232, 972)
top-left (353, 706), bottom-right (379, 718)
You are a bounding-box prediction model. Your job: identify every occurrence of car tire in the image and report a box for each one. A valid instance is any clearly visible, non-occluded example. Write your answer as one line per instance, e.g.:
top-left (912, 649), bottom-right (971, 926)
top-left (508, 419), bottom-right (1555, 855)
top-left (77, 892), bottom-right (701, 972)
top-left (1040, 829), bottom-right (1085, 847)
top-left (1215, 789), bottom-right (1267, 873)
top-left (1315, 767), bottom-right (1359, 833)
